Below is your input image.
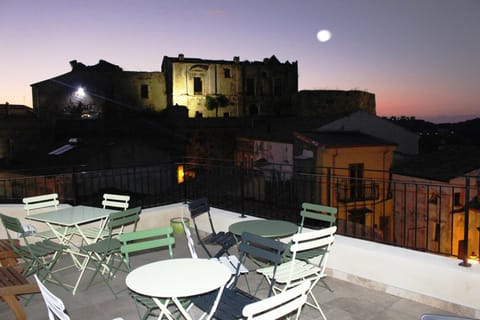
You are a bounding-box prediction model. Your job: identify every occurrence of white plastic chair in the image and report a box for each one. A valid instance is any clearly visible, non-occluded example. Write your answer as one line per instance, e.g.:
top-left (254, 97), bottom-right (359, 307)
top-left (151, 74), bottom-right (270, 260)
top-left (257, 226), bottom-right (336, 320)
top-left (34, 274), bottom-right (125, 320)
top-left (242, 280), bottom-right (310, 320)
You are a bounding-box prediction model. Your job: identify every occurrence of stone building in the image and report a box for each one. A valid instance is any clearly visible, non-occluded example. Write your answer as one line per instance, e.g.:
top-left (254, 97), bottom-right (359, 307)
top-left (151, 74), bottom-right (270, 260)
top-left (293, 90), bottom-right (376, 117)
top-left (161, 54), bottom-right (298, 118)
top-left (31, 60), bottom-right (167, 122)
top-left (0, 103), bottom-right (43, 165)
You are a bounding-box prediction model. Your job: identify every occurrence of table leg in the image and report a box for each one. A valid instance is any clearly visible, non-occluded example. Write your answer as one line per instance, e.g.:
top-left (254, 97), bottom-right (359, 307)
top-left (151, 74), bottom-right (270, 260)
top-left (153, 297), bottom-right (175, 320)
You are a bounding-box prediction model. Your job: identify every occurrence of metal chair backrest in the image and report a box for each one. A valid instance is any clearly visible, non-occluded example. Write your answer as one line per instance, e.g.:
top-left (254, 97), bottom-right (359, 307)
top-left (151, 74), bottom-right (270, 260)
top-left (188, 197), bottom-right (217, 233)
top-left (242, 280), bottom-right (310, 320)
top-left (288, 226), bottom-right (336, 284)
top-left (119, 226), bottom-right (175, 270)
top-left (237, 232), bottom-right (285, 296)
top-left (299, 202), bottom-right (336, 232)
top-left (34, 274), bottom-right (71, 320)
top-left (102, 193), bottom-right (130, 211)
top-left (23, 193), bottom-right (59, 215)
top-left (105, 207), bottom-right (141, 238)
top-left (183, 220), bottom-right (199, 259)
top-left (0, 213), bottom-right (33, 250)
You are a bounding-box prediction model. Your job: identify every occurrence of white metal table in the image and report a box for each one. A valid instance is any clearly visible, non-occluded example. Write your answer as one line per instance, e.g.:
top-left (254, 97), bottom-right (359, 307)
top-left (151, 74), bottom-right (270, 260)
top-left (26, 205), bottom-right (116, 294)
top-left (126, 258), bottom-right (231, 320)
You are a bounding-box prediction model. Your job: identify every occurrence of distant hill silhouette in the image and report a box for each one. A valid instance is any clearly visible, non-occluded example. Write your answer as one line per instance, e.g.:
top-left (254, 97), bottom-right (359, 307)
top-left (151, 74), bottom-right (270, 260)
top-left (388, 117), bottom-right (480, 152)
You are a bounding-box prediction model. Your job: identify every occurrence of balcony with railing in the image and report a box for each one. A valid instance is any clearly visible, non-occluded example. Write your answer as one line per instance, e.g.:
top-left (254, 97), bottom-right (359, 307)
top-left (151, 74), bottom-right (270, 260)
top-left (0, 160), bottom-right (479, 317)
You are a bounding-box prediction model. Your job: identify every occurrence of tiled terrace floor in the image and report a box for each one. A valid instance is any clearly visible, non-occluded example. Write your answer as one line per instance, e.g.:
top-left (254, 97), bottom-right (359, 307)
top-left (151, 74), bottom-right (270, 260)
top-left (1, 232), bottom-right (455, 320)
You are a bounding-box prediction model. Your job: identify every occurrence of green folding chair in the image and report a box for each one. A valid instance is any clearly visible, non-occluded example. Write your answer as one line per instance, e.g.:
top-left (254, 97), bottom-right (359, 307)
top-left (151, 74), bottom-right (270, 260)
top-left (284, 202), bottom-right (337, 262)
top-left (77, 207), bottom-right (141, 296)
top-left (0, 213), bottom-right (69, 289)
top-left (119, 226), bottom-right (183, 320)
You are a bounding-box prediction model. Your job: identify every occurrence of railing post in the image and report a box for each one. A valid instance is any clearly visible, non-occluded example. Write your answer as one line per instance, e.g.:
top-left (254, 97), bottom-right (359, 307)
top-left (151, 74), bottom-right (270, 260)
top-left (71, 168), bottom-right (78, 206)
top-left (459, 176), bottom-right (471, 267)
top-left (240, 166), bottom-right (246, 218)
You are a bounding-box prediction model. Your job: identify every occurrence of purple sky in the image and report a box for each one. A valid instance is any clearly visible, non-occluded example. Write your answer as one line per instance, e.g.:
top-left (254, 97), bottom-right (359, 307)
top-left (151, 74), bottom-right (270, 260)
top-left (1, 0), bottom-right (479, 123)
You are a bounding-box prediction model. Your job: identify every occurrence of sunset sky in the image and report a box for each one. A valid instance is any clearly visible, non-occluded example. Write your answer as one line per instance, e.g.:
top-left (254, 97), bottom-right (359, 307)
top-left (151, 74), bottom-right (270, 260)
top-left (1, 0), bottom-right (479, 123)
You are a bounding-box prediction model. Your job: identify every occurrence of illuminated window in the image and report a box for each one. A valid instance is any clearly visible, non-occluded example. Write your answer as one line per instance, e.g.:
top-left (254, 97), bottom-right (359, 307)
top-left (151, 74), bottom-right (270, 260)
top-left (194, 77), bottom-right (203, 95)
top-left (224, 68), bottom-right (231, 78)
top-left (141, 84), bottom-right (149, 99)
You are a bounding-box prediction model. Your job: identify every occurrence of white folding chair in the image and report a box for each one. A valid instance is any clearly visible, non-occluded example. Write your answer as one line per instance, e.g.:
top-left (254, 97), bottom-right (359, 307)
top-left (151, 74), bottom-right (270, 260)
top-left (23, 193), bottom-right (74, 240)
top-left (102, 193), bottom-right (130, 210)
top-left (34, 274), bottom-right (126, 320)
top-left (34, 273), bottom-right (71, 320)
top-left (23, 193), bottom-right (59, 215)
top-left (257, 226), bottom-right (336, 320)
top-left (182, 217), bottom-right (248, 287)
top-left (80, 193), bottom-right (131, 241)
top-left (242, 281), bottom-right (310, 320)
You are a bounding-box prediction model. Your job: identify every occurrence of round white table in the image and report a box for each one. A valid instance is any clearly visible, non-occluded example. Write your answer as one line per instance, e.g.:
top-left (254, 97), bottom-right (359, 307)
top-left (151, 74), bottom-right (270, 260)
top-left (126, 258), bottom-right (231, 320)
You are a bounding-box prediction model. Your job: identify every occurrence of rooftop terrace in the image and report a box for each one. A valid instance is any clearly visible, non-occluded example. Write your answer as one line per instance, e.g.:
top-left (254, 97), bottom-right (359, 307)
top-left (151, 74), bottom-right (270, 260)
top-left (0, 203), bottom-right (477, 320)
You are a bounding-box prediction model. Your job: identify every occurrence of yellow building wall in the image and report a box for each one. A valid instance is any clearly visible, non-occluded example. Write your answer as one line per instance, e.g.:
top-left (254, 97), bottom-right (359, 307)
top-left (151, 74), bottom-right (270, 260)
top-left (316, 145), bottom-right (396, 239)
top-left (170, 62), bottom-right (242, 117)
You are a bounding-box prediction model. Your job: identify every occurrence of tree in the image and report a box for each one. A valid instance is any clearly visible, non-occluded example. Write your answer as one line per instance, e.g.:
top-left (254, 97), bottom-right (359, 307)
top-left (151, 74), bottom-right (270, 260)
top-left (205, 94), bottom-right (230, 117)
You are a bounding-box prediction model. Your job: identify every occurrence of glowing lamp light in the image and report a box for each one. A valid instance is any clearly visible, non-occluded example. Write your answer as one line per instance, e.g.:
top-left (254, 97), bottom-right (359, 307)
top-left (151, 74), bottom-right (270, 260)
top-left (75, 87), bottom-right (86, 98)
top-left (177, 165), bottom-right (185, 184)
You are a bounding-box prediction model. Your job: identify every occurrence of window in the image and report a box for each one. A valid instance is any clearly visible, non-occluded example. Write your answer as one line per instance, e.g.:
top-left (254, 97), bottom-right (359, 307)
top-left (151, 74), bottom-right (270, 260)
top-left (224, 68), bottom-right (231, 78)
top-left (194, 77), bottom-right (203, 95)
top-left (349, 163), bottom-right (364, 200)
top-left (274, 78), bottom-right (282, 96)
top-left (246, 78), bottom-right (255, 96)
top-left (454, 192), bottom-right (462, 207)
top-left (429, 192), bottom-right (440, 204)
top-left (141, 84), bottom-right (149, 99)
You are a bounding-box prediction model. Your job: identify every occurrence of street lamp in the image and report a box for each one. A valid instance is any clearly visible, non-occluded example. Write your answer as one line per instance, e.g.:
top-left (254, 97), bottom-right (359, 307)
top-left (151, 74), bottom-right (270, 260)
top-left (75, 87), bottom-right (85, 99)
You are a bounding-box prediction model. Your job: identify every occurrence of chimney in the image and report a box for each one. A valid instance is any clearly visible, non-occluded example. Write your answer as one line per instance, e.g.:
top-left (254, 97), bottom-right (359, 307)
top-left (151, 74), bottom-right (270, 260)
top-left (233, 56), bottom-right (240, 64)
top-left (178, 53), bottom-right (184, 61)
top-left (69, 60), bottom-right (78, 69)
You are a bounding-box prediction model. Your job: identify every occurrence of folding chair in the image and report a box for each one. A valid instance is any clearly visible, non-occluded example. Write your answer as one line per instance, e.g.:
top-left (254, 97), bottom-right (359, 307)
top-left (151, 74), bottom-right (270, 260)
top-left (0, 213), bottom-right (68, 289)
top-left (284, 202), bottom-right (337, 262)
top-left (119, 226), bottom-right (189, 320)
top-left (34, 274), bottom-right (125, 320)
top-left (188, 197), bottom-right (236, 258)
top-left (257, 226), bottom-right (336, 320)
top-left (192, 232), bottom-right (285, 320)
top-left (77, 207), bottom-right (141, 297)
top-left (79, 193), bottom-right (132, 241)
top-left (23, 193), bottom-right (75, 240)
top-left (183, 219), bottom-right (249, 289)
top-left (102, 193), bottom-right (130, 211)
top-left (34, 274), bottom-right (71, 320)
top-left (299, 202), bottom-right (337, 232)
top-left (242, 280), bottom-right (310, 320)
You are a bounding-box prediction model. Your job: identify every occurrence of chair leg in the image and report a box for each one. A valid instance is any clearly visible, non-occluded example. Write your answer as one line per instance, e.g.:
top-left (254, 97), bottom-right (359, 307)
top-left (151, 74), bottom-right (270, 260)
top-left (320, 278), bottom-right (334, 292)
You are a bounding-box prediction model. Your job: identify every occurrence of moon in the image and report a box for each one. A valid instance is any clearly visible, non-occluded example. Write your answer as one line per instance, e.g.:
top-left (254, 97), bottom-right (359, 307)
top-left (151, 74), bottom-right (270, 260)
top-left (317, 29), bottom-right (332, 42)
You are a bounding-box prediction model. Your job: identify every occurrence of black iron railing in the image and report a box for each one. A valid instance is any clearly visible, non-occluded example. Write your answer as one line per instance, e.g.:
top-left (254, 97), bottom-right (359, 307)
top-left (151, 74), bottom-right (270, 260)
top-left (0, 160), bottom-right (478, 265)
